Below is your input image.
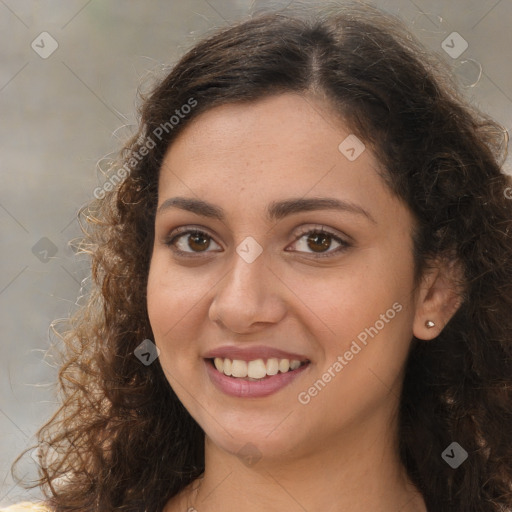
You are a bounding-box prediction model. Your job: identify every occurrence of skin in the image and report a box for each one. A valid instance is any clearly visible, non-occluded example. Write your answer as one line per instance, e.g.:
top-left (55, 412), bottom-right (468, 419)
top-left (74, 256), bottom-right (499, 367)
top-left (147, 92), bottom-right (461, 512)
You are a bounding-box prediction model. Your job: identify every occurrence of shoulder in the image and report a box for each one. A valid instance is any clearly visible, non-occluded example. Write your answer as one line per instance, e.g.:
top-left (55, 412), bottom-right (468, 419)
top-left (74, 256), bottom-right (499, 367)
top-left (0, 503), bottom-right (51, 512)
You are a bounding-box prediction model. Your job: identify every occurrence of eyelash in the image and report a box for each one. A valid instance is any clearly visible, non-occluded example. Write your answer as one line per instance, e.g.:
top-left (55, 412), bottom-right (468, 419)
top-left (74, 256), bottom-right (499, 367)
top-left (163, 226), bottom-right (351, 259)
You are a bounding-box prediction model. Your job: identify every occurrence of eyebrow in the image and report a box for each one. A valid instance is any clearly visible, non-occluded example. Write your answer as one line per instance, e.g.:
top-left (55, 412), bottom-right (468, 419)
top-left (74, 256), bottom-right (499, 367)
top-left (157, 196), bottom-right (376, 224)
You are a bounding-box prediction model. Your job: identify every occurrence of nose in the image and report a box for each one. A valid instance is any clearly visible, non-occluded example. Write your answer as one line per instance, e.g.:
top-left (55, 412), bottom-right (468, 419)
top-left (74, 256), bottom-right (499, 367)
top-left (208, 246), bottom-right (287, 334)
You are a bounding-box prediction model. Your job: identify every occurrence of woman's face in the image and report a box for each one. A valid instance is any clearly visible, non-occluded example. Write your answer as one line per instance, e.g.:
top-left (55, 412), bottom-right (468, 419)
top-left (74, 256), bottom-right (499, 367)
top-left (147, 92), bottom-right (422, 464)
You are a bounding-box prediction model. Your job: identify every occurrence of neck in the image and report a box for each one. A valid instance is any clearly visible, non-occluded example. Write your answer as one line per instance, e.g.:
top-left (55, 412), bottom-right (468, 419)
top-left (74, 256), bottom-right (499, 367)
top-left (175, 412), bottom-right (427, 512)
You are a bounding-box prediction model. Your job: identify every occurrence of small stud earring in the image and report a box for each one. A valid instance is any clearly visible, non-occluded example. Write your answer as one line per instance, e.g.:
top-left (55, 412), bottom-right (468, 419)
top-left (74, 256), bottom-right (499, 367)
top-left (425, 320), bottom-right (435, 328)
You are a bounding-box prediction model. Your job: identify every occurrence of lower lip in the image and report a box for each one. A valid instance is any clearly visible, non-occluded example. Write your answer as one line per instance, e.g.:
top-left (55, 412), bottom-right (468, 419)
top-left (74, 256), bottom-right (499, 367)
top-left (204, 359), bottom-right (310, 398)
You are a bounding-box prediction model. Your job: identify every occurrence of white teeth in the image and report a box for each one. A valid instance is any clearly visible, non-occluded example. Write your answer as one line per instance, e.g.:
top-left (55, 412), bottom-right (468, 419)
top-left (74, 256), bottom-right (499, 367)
top-left (223, 358), bottom-right (232, 376)
top-left (278, 358), bottom-right (290, 373)
top-left (266, 358), bottom-right (279, 375)
top-left (290, 360), bottom-right (301, 370)
top-left (247, 359), bottom-right (267, 379)
top-left (214, 357), bottom-right (223, 372)
top-left (231, 359), bottom-right (248, 378)
top-left (212, 357), bottom-right (305, 379)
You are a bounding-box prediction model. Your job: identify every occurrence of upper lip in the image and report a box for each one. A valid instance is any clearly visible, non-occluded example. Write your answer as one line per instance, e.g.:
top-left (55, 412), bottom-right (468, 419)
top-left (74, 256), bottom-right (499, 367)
top-left (203, 345), bottom-right (310, 362)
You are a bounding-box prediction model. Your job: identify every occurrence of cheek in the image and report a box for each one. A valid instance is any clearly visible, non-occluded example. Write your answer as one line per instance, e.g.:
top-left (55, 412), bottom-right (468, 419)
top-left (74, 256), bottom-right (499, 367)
top-left (293, 271), bottom-right (415, 425)
top-left (293, 255), bottom-right (413, 343)
top-left (293, 256), bottom-right (417, 413)
top-left (146, 257), bottom-right (218, 419)
top-left (147, 260), bottom-right (175, 338)
top-left (146, 254), bottom-right (212, 376)
top-left (147, 254), bottom-right (205, 335)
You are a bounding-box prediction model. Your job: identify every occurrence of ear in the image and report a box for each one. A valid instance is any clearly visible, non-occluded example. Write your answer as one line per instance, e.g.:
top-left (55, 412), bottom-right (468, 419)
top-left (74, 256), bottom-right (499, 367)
top-left (413, 257), bottom-right (464, 340)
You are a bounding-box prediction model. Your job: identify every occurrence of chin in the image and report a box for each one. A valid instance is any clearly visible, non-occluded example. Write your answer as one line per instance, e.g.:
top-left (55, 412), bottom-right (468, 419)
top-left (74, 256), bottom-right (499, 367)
top-left (203, 414), bottom-right (306, 462)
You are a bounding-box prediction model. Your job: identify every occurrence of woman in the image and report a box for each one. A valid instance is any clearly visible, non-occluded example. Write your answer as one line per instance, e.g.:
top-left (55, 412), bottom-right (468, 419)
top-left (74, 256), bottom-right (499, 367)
top-left (5, 2), bottom-right (512, 511)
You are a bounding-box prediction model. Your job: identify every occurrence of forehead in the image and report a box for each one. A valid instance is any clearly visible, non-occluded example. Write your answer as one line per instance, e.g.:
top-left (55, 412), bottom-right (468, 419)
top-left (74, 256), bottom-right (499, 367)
top-left (157, 92), bottom-right (399, 223)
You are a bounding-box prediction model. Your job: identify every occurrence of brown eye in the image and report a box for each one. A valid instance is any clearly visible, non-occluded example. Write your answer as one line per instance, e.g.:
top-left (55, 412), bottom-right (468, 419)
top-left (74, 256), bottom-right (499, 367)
top-left (306, 232), bottom-right (333, 253)
top-left (165, 229), bottom-right (221, 255)
top-left (289, 228), bottom-right (350, 258)
top-left (188, 232), bottom-right (211, 252)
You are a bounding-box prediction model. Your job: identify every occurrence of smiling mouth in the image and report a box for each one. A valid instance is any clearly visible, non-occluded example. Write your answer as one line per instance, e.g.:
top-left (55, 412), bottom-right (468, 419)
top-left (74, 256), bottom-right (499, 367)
top-left (206, 357), bottom-right (310, 381)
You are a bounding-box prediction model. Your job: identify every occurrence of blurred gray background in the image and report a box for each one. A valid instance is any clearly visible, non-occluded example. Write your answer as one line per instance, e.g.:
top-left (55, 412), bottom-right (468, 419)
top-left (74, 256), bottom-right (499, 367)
top-left (1, 0), bottom-right (511, 506)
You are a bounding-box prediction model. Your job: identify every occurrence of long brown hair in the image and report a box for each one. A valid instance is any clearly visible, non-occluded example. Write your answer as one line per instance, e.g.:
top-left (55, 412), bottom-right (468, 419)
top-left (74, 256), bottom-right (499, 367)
top-left (13, 2), bottom-right (512, 511)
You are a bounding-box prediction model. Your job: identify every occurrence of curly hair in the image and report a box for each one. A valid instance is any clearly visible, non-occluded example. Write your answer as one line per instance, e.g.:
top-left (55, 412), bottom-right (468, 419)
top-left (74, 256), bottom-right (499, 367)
top-left (12, 2), bottom-right (512, 511)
